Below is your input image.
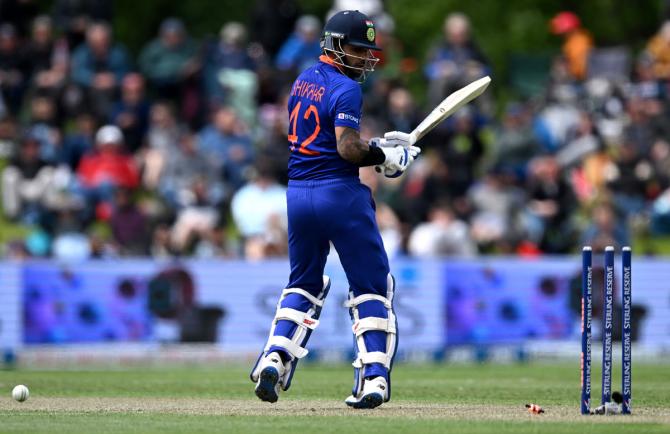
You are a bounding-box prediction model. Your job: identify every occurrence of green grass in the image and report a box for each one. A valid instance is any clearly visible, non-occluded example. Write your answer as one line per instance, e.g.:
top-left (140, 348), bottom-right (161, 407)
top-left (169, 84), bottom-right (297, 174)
top-left (1, 362), bottom-right (669, 433)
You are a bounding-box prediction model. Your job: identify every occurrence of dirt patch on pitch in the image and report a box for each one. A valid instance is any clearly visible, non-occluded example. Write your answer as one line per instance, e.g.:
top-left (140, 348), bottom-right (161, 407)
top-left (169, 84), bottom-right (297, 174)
top-left (1, 398), bottom-right (669, 424)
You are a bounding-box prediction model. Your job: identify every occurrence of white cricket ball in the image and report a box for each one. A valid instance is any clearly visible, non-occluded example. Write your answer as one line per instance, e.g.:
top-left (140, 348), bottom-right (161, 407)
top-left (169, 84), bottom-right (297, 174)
top-left (12, 385), bottom-right (29, 402)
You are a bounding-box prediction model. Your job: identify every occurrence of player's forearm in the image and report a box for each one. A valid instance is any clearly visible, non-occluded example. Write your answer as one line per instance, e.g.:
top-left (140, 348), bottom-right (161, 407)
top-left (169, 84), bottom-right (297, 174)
top-left (337, 128), bottom-right (385, 167)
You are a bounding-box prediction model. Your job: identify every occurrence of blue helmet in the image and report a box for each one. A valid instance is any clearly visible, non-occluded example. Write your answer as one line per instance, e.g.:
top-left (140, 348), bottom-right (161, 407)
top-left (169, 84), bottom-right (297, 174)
top-left (320, 10), bottom-right (380, 81)
top-left (321, 10), bottom-right (381, 51)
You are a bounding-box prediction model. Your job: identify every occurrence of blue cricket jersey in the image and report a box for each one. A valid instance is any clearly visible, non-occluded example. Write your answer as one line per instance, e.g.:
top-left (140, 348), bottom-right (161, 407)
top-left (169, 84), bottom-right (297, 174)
top-left (287, 55), bottom-right (363, 180)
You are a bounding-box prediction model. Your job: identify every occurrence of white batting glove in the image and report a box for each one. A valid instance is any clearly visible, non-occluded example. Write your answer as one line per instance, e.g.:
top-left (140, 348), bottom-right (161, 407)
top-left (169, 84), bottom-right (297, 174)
top-left (369, 136), bottom-right (421, 156)
top-left (383, 131), bottom-right (412, 148)
top-left (380, 145), bottom-right (419, 178)
top-left (370, 131), bottom-right (414, 148)
top-left (368, 136), bottom-right (421, 178)
top-left (382, 145), bottom-right (411, 172)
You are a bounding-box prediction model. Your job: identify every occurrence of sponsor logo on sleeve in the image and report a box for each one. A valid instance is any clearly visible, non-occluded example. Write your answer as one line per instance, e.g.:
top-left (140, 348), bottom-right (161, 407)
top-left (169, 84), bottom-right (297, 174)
top-left (337, 113), bottom-right (359, 123)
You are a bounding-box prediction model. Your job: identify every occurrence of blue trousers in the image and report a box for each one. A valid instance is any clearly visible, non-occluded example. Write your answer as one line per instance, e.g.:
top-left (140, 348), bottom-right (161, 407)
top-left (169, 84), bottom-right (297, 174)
top-left (270, 177), bottom-right (391, 379)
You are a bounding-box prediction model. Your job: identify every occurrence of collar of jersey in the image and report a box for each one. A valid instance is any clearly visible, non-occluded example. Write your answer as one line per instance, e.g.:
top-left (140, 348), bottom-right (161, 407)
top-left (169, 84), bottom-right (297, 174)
top-left (319, 54), bottom-right (338, 67)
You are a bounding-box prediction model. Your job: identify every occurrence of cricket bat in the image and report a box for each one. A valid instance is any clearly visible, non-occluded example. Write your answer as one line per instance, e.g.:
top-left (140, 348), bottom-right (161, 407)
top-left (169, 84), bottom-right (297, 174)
top-left (407, 75), bottom-right (491, 146)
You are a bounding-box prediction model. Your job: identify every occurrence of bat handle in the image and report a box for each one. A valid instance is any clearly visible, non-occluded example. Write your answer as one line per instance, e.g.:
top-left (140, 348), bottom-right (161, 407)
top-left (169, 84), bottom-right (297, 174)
top-left (408, 133), bottom-right (418, 147)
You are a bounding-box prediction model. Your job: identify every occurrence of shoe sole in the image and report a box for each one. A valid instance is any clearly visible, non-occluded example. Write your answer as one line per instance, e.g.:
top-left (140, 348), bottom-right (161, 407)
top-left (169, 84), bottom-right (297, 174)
top-left (346, 392), bottom-right (384, 409)
top-left (255, 367), bottom-right (279, 403)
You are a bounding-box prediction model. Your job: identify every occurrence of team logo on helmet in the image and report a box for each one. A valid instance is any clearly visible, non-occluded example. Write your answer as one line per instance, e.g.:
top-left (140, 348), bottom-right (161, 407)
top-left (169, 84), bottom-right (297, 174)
top-left (367, 27), bottom-right (375, 42)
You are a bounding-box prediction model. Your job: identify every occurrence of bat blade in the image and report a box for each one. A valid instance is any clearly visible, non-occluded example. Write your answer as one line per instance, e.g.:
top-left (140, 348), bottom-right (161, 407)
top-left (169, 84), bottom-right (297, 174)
top-left (409, 76), bottom-right (491, 145)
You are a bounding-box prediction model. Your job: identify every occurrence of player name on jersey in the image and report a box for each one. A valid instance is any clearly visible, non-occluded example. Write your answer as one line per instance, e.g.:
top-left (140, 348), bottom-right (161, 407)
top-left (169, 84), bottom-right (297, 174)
top-left (291, 79), bottom-right (326, 103)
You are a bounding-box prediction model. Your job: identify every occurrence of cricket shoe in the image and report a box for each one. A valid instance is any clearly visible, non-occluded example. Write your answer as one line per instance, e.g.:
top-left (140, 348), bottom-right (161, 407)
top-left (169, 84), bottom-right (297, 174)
top-left (254, 352), bottom-right (285, 403)
top-left (345, 376), bottom-right (387, 409)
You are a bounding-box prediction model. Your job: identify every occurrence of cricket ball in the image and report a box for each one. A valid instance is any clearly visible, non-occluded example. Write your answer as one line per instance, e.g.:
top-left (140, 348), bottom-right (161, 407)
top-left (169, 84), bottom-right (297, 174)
top-left (12, 385), bottom-right (29, 402)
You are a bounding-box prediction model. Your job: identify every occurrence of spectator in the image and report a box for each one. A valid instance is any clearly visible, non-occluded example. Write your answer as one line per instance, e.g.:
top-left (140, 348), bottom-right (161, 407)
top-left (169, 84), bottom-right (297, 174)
top-left (651, 139), bottom-right (670, 191)
top-left (52, 0), bottom-right (113, 49)
top-left (109, 73), bottom-right (150, 153)
top-left (146, 100), bottom-right (182, 147)
top-left (436, 106), bottom-right (485, 198)
top-left (142, 101), bottom-right (185, 189)
top-left (1, 134), bottom-right (56, 224)
top-left (622, 97), bottom-right (664, 157)
top-left (60, 112), bottom-right (96, 170)
top-left (74, 124), bottom-right (139, 218)
top-left (70, 21), bottom-right (130, 118)
top-left (158, 132), bottom-right (225, 209)
top-left (169, 176), bottom-right (221, 254)
top-left (489, 102), bottom-right (538, 177)
top-left (583, 76), bottom-right (626, 146)
top-left (557, 111), bottom-right (602, 168)
top-left (533, 84), bottom-right (581, 152)
top-left (393, 154), bottom-right (452, 226)
top-left (203, 22), bottom-right (258, 111)
top-left (408, 202), bottom-right (476, 257)
top-left (275, 15), bottom-right (322, 73)
top-left (575, 143), bottom-right (614, 203)
top-left (24, 15), bottom-right (70, 96)
top-left (424, 12), bottom-right (490, 107)
top-left (197, 106), bottom-right (254, 189)
top-left (385, 86), bottom-right (420, 134)
top-left (255, 100), bottom-right (290, 185)
top-left (549, 11), bottom-right (593, 81)
top-left (0, 23), bottom-right (29, 114)
top-left (645, 20), bottom-right (670, 80)
top-left (110, 187), bottom-right (148, 255)
top-left (230, 160), bottom-right (287, 259)
top-left (630, 53), bottom-right (664, 104)
top-left (524, 156), bottom-right (577, 253)
top-left (468, 168), bottom-right (525, 251)
top-left (26, 95), bottom-right (62, 164)
top-left (581, 202), bottom-right (629, 250)
top-left (605, 140), bottom-right (654, 218)
top-left (138, 18), bottom-right (200, 110)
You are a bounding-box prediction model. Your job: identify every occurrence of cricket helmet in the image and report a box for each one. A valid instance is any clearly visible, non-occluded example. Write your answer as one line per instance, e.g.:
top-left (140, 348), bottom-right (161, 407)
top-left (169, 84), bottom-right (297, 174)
top-left (320, 10), bottom-right (380, 81)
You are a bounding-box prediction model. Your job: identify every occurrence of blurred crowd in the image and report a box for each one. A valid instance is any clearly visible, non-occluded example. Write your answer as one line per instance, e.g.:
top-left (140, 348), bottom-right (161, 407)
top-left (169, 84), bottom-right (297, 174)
top-left (1, 0), bottom-right (670, 260)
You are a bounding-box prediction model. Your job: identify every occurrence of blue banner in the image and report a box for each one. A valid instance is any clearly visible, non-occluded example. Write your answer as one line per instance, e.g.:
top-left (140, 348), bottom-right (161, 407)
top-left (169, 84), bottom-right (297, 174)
top-left (13, 255), bottom-right (670, 353)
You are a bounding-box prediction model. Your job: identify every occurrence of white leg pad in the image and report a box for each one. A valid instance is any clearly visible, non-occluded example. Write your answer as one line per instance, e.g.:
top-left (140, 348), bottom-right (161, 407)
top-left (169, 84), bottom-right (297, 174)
top-left (347, 273), bottom-right (397, 402)
top-left (250, 275), bottom-right (330, 391)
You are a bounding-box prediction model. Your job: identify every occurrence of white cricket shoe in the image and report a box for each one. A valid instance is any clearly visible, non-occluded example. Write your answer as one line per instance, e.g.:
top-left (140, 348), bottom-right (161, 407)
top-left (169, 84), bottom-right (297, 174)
top-left (345, 376), bottom-right (388, 409)
top-left (254, 352), bottom-right (285, 403)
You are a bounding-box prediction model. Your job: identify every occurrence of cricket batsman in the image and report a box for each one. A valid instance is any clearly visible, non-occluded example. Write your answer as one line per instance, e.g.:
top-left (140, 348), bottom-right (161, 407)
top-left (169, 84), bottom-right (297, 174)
top-left (250, 9), bottom-right (420, 409)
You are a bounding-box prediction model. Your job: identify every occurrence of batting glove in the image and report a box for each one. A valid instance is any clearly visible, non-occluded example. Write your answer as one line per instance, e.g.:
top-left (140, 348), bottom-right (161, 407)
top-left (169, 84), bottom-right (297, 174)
top-left (369, 136), bottom-right (421, 178)
top-left (370, 131), bottom-right (414, 149)
top-left (380, 145), bottom-right (418, 178)
top-left (370, 133), bottom-right (420, 156)
top-left (383, 131), bottom-right (412, 147)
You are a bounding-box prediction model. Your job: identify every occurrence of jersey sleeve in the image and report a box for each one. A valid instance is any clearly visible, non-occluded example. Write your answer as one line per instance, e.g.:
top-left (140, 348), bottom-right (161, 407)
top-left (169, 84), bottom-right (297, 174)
top-left (329, 81), bottom-right (362, 130)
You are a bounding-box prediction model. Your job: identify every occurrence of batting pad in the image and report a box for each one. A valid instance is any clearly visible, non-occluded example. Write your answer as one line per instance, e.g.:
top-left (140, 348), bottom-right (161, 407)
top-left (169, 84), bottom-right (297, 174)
top-left (346, 273), bottom-right (397, 402)
top-left (250, 275), bottom-right (331, 391)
